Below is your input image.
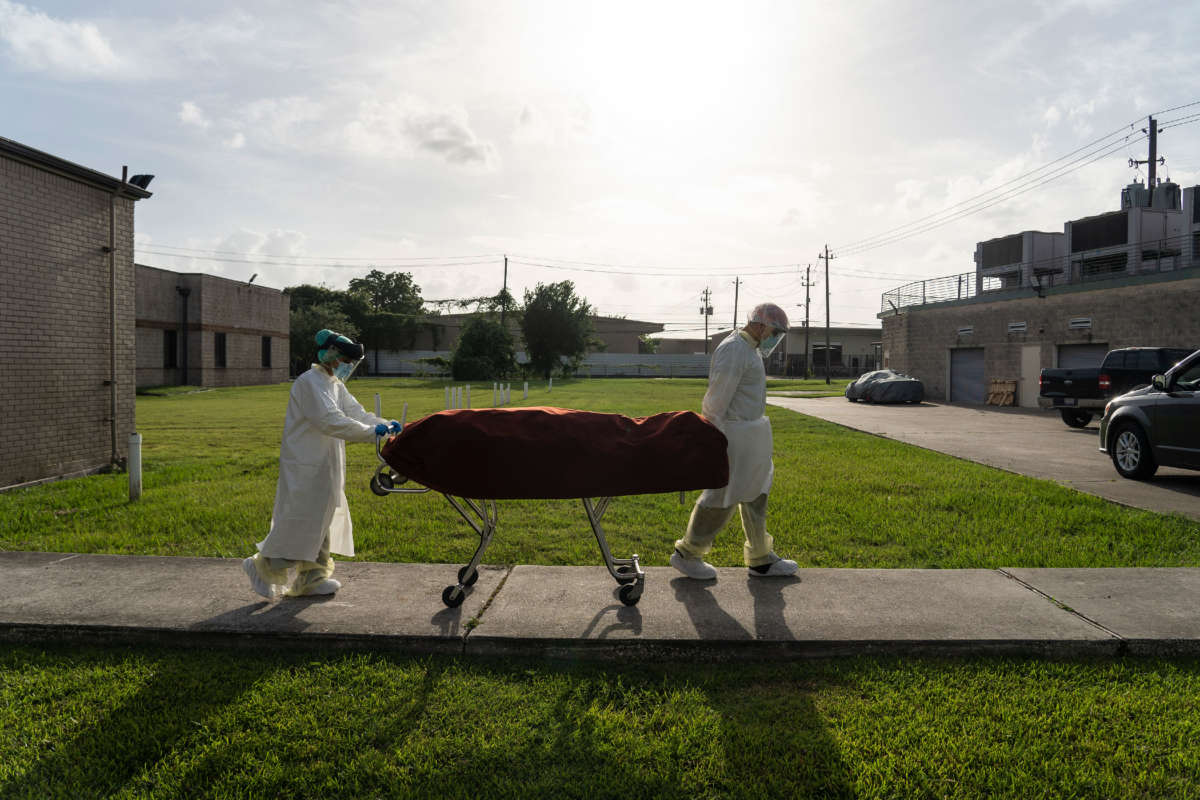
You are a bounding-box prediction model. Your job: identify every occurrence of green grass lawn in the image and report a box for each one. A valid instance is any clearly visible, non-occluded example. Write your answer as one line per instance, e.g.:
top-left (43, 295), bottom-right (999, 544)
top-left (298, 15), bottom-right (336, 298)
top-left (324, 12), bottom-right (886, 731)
top-left (2, 377), bottom-right (1196, 568)
top-left (2, 644), bottom-right (1199, 799)
top-left (4, 377), bottom-right (1200, 798)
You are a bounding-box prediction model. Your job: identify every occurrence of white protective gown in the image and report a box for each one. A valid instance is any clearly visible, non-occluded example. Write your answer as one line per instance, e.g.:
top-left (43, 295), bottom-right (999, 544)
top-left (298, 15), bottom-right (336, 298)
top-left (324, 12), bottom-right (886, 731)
top-left (256, 366), bottom-right (386, 561)
top-left (697, 331), bottom-right (774, 509)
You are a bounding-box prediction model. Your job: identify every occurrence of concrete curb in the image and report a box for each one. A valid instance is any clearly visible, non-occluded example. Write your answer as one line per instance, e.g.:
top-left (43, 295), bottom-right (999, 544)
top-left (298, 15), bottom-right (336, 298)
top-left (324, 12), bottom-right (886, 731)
top-left (5, 553), bottom-right (1199, 660)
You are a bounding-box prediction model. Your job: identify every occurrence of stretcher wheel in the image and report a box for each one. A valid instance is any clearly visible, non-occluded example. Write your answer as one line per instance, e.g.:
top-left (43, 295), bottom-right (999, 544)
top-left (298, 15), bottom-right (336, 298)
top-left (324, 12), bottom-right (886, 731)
top-left (618, 583), bottom-right (642, 606)
top-left (614, 565), bottom-right (638, 584)
top-left (457, 565), bottom-right (479, 587)
top-left (369, 475), bottom-right (389, 497)
top-left (379, 472), bottom-right (407, 489)
top-left (442, 585), bottom-right (465, 608)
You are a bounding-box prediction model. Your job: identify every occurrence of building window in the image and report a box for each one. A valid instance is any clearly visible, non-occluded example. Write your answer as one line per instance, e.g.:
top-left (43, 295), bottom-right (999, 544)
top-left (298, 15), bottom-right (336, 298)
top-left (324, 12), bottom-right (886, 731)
top-left (812, 344), bottom-right (843, 366)
top-left (261, 336), bottom-right (272, 368)
top-left (215, 332), bottom-right (227, 368)
top-left (163, 329), bottom-right (178, 368)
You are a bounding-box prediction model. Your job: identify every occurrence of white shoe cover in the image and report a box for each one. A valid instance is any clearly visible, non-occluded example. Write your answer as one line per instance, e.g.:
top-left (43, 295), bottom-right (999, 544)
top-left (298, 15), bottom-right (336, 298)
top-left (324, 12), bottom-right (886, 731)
top-left (670, 550), bottom-right (717, 580)
top-left (749, 558), bottom-right (799, 577)
top-left (242, 557), bottom-right (277, 599)
top-left (303, 577), bottom-right (341, 596)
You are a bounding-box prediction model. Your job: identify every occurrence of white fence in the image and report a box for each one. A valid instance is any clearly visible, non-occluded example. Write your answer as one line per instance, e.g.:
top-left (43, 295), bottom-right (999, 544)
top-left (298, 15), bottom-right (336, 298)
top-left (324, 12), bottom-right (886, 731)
top-left (370, 350), bottom-right (712, 378)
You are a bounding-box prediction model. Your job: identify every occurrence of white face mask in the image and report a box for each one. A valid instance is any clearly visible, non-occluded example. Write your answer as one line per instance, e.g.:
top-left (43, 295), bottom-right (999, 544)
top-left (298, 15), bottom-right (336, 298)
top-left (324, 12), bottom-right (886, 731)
top-left (757, 331), bottom-right (784, 358)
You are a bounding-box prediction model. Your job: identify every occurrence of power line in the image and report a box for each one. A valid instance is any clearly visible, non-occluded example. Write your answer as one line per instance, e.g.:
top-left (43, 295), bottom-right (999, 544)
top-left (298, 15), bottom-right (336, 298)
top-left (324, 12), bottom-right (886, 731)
top-left (134, 249), bottom-right (500, 270)
top-left (832, 125), bottom-right (1138, 254)
top-left (137, 243), bottom-right (503, 263)
top-left (835, 133), bottom-right (1147, 257)
top-left (830, 100), bottom-right (1200, 259)
top-left (506, 258), bottom-right (796, 277)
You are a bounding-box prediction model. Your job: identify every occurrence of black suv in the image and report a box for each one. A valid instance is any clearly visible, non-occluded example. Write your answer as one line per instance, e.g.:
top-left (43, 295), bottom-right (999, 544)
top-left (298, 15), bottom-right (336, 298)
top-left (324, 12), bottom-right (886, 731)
top-left (1099, 349), bottom-right (1200, 479)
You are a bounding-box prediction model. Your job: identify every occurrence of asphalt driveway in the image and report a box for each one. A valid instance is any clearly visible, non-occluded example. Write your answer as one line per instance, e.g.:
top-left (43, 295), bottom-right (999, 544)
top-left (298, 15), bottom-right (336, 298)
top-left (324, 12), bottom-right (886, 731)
top-left (766, 396), bottom-right (1200, 522)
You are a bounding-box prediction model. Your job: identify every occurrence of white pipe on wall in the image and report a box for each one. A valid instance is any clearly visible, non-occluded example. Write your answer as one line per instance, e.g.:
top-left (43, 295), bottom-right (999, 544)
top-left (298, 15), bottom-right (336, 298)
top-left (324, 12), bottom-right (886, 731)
top-left (128, 432), bottom-right (142, 501)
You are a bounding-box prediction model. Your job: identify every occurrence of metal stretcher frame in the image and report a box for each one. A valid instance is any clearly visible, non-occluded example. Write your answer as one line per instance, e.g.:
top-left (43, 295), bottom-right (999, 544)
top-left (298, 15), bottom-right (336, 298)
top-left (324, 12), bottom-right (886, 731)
top-left (368, 399), bottom-right (645, 608)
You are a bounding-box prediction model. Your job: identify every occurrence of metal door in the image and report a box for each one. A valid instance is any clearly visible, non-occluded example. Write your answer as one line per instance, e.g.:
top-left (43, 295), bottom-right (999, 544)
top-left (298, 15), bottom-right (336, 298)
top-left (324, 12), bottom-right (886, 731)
top-left (1056, 343), bottom-right (1108, 369)
top-left (1020, 344), bottom-right (1041, 408)
top-left (950, 348), bottom-right (985, 404)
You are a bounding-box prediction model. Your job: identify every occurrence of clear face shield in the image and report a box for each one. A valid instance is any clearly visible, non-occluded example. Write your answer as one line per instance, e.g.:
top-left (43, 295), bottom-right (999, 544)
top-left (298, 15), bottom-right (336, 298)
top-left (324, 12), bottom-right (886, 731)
top-left (319, 335), bottom-right (365, 382)
top-left (757, 328), bottom-right (785, 358)
top-left (333, 356), bottom-right (364, 382)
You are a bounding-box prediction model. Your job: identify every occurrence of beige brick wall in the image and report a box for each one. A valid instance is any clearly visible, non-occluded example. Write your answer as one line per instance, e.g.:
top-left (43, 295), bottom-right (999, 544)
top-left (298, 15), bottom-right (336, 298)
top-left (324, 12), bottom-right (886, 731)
top-left (135, 265), bottom-right (289, 388)
top-left (1, 154), bottom-right (137, 486)
top-left (881, 271), bottom-right (1200, 403)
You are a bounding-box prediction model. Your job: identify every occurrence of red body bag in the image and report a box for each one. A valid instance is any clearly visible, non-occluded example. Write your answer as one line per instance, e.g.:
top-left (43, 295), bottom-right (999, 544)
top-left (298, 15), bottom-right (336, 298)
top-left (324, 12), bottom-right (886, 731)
top-left (380, 406), bottom-right (728, 499)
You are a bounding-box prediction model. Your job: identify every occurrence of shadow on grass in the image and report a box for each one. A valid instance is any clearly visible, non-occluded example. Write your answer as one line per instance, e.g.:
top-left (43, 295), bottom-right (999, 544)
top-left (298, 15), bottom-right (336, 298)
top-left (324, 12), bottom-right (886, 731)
top-left (394, 656), bottom-right (855, 799)
top-left (1, 651), bottom-right (260, 800)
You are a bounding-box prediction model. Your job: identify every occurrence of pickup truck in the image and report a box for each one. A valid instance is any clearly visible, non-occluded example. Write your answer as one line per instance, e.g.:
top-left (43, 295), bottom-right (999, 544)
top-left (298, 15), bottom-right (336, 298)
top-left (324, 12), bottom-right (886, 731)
top-left (1039, 346), bottom-right (1195, 428)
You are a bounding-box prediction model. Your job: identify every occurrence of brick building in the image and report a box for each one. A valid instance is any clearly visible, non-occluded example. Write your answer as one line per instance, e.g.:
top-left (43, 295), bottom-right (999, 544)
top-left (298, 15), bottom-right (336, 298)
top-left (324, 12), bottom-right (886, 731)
top-left (135, 265), bottom-right (290, 388)
top-left (880, 182), bottom-right (1200, 406)
top-left (706, 324), bottom-right (882, 377)
top-left (0, 136), bottom-right (152, 488)
top-left (373, 313), bottom-right (663, 375)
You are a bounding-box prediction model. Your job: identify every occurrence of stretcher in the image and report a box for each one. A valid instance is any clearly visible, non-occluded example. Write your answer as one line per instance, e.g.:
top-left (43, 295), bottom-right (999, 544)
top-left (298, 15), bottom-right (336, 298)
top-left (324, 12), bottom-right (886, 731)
top-left (369, 401), bottom-right (728, 608)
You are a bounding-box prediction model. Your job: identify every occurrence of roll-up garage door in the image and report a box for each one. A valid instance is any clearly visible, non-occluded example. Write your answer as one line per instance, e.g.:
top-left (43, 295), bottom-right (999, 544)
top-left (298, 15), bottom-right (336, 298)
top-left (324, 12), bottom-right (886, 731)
top-left (1056, 343), bottom-right (1109, 369)
top-left (950, 348), bottom-right (985, 404)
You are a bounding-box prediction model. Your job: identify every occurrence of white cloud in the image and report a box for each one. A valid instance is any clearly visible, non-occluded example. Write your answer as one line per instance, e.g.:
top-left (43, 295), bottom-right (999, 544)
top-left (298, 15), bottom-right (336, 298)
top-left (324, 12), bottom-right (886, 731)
top-left (511, 100), bottom-right (592, 148)
top-left (178, 101), bottom-right (210, 129)
top-left (215, 228), bottom-right (307, 259)
top-left (1043, 106), bottom-right (1062, 127)
top-left (343, 95), bottom-right (498, 169)
top-left (225, 132), bottom-right (245, 149)
top-left (0, 0), bottom-right (122, 79)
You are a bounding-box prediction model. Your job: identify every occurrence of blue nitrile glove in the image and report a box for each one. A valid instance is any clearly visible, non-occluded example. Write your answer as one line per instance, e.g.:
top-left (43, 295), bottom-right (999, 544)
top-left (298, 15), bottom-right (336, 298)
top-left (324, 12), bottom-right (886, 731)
top-left (387, 420), bottom-right (402, 434)
top-left (374, 423), bottom-right (389, 436)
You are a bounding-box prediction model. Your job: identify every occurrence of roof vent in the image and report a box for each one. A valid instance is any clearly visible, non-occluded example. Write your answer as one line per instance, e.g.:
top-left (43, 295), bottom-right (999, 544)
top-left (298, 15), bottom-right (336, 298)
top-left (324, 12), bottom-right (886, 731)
top-left (1008, 321), bottom-right (1027, 333)
top-left (1068, 317), bottom-right (1092, 330)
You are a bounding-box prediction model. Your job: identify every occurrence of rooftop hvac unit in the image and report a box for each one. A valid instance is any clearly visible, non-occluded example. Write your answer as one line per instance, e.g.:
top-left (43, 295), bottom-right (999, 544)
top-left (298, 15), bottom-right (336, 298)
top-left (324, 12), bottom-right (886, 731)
top-left (1007, 321), bottom-right (1027, 333)
top-left (1121, 182), bottom-right (1150, 209)
top-left (1152, 181), bottom-right (1181, 210)
top-left (1068, 317), bottom-right (1092, 330)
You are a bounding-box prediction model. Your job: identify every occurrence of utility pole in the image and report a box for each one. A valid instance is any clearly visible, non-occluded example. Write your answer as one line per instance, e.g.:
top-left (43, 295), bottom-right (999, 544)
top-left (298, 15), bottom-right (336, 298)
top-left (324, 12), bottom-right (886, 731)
top-left (1148, 116), bottom-right (1159, 189)
top-left (1128, 116), bottom-right (1164, 202)
top-left (819, 245), bottom-right (834, 384)
top-left (700, 287), bottom-right (713, 354)
top-left (731, 277), bottom-right (741, 331)
top-left (802, 264), bottom-right (814, 378)
top-left (500, 254), bottom-right (508, 326)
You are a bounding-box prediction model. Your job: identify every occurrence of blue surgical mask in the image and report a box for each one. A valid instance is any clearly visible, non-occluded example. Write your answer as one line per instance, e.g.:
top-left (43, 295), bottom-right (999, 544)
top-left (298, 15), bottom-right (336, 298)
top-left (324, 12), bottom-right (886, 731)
top-left (758, 332), bottom-right (784, 358)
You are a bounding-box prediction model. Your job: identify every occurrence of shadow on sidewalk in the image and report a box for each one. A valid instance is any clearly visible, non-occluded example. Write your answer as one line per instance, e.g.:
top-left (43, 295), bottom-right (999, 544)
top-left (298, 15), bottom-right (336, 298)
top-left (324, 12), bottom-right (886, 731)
top-left (748, 575), bottom-right (801, 640)
top-left (670, 577), bottom-right (752, 640)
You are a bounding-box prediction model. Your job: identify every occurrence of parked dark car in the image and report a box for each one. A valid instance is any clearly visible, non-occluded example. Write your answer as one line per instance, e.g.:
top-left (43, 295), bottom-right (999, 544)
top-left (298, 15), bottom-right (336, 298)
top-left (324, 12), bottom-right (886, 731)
top-left (845, 370), bottom-right (924, 403)
top-left (1039, 346), bottom-right (1194, 428)
top-left (1098, 349), bottom-right (1200, 479)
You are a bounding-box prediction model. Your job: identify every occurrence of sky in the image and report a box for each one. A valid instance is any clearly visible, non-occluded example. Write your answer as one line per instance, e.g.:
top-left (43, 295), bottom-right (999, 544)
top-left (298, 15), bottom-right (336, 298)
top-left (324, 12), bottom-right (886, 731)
top-left (4, 0), bottom-right (1200, 338)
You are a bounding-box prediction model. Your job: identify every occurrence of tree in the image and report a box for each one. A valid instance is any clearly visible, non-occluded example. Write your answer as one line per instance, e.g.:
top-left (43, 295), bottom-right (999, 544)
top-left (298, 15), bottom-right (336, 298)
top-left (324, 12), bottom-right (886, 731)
top-left (348, 270), bottom-right (424, 315)
top-left (348, 270), bottom-right (426, 363)
top-left (638, 334), bottom-right (660, 354)
top-left (289, 301), bottom-right (358, 377)
top-left (519, 281), bottom-right (593, 379)
top-left (451, 317), bottom-right (517, 381)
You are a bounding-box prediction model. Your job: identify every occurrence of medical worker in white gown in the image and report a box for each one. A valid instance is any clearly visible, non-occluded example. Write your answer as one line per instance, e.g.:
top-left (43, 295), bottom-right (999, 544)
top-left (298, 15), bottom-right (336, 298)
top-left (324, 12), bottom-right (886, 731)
top-left (671, 303), bottom-right (800, 580)
top-left (243, 329), bottom-right (398, 598)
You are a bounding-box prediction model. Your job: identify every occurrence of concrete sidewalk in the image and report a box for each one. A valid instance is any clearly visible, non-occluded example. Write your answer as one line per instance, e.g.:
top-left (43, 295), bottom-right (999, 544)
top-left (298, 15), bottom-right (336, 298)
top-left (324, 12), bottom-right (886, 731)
top-left (4, 552), bottom-right (1199, 659)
